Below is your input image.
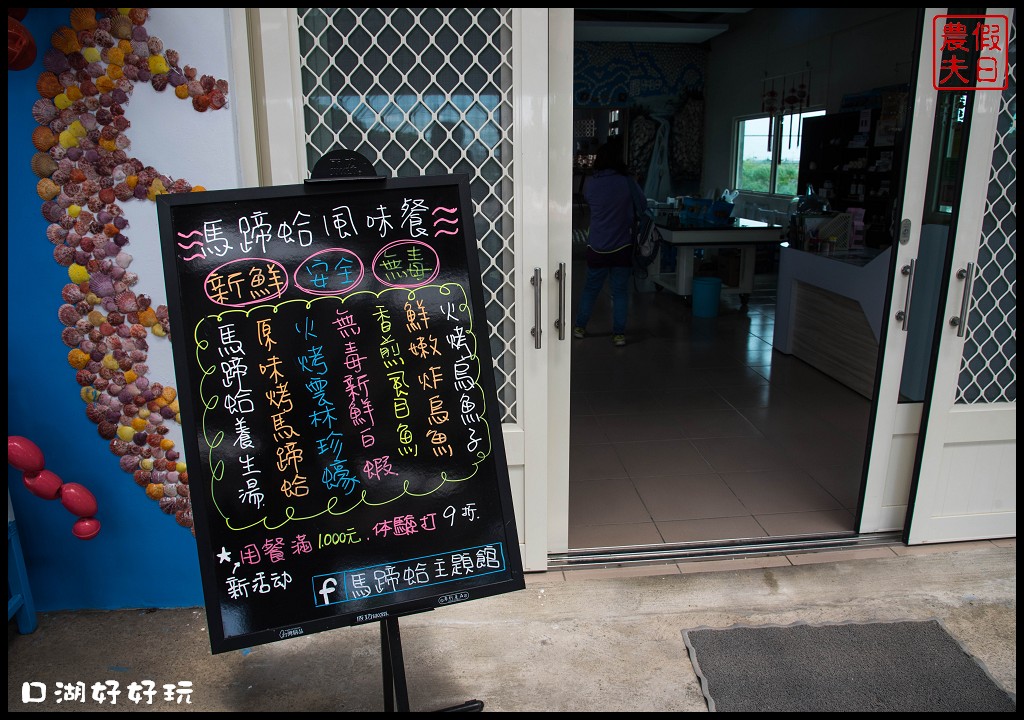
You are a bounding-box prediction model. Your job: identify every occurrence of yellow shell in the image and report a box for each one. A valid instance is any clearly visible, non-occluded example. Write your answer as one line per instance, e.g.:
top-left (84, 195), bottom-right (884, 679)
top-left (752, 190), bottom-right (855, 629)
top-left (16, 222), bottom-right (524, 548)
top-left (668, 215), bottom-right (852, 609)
top-left (37, 178), bottom-right (60, 200)
top-left (31, 152), bottom-right (59, 178)
top-left (68, 263), bottom-right (90, 285)
top-left (58, 129), bottom-right (80, 148)
top-left (51, 26), bottom-right (82, 54)
top-left (95, 75), bottom-right (115, 94)
top-left (70, 8), bottom-right (98, 32)
top-left (148, 55), bottom-right (170, 75)
top-left (83, 46), bottom-right (101, 63)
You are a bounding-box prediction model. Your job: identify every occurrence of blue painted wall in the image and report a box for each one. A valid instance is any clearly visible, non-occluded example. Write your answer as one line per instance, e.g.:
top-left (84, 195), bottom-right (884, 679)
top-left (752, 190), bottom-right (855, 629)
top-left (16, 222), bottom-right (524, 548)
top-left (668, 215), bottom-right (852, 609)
top-left (7, 8), bottom-right (239, 611)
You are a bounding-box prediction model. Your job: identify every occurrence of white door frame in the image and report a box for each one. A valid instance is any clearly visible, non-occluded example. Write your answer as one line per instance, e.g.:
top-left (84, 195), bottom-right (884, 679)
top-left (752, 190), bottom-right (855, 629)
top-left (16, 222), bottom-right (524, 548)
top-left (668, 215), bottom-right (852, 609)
top-left (236, 8), bottom-right (559, 570)
top-left (860, 8), bottom-right (944, 533)
top-left (907, 7), bottom-right (1016, 542)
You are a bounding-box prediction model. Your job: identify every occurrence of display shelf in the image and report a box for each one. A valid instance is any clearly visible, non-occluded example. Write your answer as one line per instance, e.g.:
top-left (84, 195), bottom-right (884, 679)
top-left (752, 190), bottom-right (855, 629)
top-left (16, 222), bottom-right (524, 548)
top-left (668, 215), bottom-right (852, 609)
top-left (797, 108), bottom-right (904, 249)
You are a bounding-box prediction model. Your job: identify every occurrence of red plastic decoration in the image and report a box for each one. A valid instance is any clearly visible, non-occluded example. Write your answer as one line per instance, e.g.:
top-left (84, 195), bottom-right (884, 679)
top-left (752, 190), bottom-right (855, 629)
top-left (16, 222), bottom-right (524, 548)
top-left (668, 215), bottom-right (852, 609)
top-left (60, 483), bottom-right (99, 518)
top-left (23, 468), bottom-right (63, 501)
top-left (7, 435), bottom-right (101, 539)
top-left (7, 435), bottom-right (45, 473)
top-left (72, 517), bottom-right (102, 541)
top-left (8, 14), bottom-right (36, 71)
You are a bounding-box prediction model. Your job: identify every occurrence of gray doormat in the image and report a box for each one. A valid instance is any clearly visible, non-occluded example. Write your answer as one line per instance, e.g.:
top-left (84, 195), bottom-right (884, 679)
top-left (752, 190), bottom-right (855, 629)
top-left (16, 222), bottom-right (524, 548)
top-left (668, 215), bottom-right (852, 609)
top-left (682, 619), bottom-right (1016, 712)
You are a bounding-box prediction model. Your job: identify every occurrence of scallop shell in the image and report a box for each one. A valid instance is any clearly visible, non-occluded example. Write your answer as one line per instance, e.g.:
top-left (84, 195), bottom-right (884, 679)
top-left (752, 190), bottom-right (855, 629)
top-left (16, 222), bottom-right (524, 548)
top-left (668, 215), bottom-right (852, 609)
top-left (110, 15), bottom-right (133, 40)
top-left (42, 47), bottom-right (71, 75)
top-left (37, 178), bottom-right (61, 200)
top-left (31, 151), bottom-right (59, 178)
top-left (51, 26), bottom-right (82, 54)
top-left (36, 72), bottom-right (63, 99)
top-left (70, 7), bottom-right (98, 32)
top-left (32, 126), bottom-right (59, 152)
top-left (31, 97), bottom-right (58, 125)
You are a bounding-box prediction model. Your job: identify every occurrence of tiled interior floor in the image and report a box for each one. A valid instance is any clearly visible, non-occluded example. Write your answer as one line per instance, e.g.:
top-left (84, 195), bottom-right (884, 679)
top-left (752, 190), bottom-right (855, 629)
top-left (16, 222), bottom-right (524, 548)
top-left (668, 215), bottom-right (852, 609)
top-left (569, 252), bottom-right (872, 551)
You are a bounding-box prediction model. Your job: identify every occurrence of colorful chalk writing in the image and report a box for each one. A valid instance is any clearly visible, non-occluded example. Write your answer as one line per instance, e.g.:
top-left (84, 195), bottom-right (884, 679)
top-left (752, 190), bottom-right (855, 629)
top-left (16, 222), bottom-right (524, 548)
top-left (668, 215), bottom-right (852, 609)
top-left (158, 175), bottom-right (523, 653)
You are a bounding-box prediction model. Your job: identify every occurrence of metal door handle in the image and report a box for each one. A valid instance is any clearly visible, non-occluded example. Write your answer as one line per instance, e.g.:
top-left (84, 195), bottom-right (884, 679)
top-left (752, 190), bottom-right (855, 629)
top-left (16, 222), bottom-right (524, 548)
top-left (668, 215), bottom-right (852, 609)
top-left (950, 262), bottom-right (975, 338)
top-left (895, 259), bottom-right (916, 331)
top-left (531, 267), bottom-right (542, 349)
top-left (553, 262), bottom-right (566, 341)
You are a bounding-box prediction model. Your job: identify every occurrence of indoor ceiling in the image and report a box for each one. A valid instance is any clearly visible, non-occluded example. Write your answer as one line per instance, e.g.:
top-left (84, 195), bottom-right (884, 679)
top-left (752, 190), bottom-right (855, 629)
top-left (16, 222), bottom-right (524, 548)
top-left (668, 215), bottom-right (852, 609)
top-left (574, 7), bottom-right (752, 44)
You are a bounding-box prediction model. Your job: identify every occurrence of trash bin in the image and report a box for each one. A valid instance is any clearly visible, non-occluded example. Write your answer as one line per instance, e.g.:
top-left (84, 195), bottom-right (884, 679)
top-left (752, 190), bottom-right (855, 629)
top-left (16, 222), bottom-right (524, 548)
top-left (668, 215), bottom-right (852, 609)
top-left (691, 276), bottom-right (722, 318)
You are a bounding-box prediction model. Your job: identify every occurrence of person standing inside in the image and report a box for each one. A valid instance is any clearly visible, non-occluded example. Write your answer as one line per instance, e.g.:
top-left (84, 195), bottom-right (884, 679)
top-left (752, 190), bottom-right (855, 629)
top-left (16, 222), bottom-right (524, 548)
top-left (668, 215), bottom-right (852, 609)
top-left (573, 140), bottom-right (649, 346)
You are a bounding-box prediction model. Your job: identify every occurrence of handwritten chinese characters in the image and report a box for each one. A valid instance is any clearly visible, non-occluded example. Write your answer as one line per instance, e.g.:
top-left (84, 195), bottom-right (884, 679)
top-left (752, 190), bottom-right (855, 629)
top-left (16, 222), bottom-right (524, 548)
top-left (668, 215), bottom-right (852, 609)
top-left (159, 176), bottom-right (523, 652)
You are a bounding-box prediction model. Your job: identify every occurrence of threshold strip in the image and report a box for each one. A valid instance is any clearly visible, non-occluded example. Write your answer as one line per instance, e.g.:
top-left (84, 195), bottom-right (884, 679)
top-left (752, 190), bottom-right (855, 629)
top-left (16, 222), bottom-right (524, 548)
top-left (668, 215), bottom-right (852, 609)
top-left (547, 532), bottom-right (903, 570)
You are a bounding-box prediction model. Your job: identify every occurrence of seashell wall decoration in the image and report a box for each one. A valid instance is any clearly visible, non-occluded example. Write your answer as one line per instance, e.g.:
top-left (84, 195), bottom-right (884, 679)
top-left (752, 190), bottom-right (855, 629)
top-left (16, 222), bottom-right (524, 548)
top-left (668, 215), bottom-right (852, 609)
top-left (29, 9), bottom-right (231, 533)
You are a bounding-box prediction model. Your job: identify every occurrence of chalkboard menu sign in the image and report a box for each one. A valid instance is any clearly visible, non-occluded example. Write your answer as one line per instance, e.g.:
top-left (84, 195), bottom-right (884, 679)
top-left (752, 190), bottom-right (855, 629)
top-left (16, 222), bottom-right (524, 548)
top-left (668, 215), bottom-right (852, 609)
top-left (157, 174), bottom-right (524, 654)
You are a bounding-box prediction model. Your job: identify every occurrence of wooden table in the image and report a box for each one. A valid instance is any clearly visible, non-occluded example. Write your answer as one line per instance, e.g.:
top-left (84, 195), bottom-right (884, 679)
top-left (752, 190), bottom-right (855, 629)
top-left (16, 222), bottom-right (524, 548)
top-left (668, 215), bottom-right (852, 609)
top-left (650, 218), bottom-right (785, 303)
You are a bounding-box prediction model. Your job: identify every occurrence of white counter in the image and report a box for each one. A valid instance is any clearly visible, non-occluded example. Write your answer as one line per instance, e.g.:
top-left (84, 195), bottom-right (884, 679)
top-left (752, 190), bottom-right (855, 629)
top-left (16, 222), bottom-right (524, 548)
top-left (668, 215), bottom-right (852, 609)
top-left (650, 218), bottom-right (785, 300)
top-left (773, 246), bottom-right (892, 398)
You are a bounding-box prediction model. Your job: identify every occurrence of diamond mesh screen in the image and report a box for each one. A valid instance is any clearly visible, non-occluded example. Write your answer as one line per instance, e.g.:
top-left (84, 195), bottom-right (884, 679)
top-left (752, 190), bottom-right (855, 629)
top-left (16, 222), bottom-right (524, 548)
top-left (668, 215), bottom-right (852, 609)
top-left (296, 8), bottom-right (518, 421)
top-left (957, 9), bottom-right (1016, 404)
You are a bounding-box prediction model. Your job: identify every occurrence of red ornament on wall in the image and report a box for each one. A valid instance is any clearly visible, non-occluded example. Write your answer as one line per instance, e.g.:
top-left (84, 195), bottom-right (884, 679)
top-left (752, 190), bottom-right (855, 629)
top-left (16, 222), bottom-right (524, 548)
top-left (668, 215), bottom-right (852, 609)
top-left (8, 11), bottom-right (36, 71)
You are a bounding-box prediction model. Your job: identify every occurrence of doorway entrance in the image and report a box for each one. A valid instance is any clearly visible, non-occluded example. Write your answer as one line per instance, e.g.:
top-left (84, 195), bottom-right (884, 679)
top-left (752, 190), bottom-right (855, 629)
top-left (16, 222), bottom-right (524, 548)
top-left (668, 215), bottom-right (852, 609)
top-left (564, 8), bottom-right (920, 558)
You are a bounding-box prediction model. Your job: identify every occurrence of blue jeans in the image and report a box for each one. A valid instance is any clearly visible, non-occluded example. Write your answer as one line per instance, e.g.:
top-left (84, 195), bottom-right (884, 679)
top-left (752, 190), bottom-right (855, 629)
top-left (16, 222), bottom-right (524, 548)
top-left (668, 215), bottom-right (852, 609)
top-left (574, 265), bottom-right (631, 335)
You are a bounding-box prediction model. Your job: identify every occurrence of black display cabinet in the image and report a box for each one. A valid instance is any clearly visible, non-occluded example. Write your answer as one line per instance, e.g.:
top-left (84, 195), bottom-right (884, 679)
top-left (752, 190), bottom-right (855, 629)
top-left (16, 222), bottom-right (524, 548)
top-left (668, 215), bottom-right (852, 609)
top-left (797, 108), bottom-right (904, 249)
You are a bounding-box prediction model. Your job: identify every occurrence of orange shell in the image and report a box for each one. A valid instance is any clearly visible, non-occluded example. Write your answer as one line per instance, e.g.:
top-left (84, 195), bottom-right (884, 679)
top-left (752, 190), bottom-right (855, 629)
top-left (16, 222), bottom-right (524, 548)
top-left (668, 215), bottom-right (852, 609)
top-left (36, 72), bottom-right (63, 99)
top-left (51, 26), bottom-right (81, 54)
top-left (37, 178), bottom-right (60, 200)
top-left (69, 7), bottom-right (98, 32)
top-left (32, 126), bottom-right (58, 151)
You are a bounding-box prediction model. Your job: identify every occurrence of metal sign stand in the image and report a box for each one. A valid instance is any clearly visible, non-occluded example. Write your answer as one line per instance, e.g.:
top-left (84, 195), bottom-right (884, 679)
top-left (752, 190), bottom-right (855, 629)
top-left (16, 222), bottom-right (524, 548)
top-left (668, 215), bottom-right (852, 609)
top-left (307, 150), bottom-right (483, 713)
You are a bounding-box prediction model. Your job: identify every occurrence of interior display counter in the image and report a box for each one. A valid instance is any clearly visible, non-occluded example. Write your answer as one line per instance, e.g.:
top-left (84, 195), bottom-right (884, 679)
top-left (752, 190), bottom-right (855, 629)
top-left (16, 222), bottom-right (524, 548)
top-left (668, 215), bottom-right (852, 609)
top-left (773, 246), bottom-right (892, 399)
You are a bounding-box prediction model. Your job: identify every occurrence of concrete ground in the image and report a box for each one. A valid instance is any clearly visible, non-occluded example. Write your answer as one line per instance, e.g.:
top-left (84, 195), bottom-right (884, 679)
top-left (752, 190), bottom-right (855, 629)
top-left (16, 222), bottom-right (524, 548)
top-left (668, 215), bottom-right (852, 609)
top-left (7, 539), bottom-right (1015, 712)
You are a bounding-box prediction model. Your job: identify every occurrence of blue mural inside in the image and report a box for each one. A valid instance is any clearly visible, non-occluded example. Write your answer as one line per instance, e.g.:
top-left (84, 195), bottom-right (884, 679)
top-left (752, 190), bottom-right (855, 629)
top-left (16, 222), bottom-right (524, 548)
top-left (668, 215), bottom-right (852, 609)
top-left (573, 42), bottom-right (705, 107)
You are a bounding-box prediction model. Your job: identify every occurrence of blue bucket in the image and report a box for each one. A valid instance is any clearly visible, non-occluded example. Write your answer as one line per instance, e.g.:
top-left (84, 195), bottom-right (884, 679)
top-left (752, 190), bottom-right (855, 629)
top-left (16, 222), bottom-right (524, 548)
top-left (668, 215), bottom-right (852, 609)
top-left (692, 277), bottom-right (722, 318)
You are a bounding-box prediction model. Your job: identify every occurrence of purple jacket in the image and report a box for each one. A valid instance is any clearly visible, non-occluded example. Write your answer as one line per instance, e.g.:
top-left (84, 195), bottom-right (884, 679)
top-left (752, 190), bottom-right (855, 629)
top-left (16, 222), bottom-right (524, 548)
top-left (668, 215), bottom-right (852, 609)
top-left (584, 169), bottom-right (648, 254)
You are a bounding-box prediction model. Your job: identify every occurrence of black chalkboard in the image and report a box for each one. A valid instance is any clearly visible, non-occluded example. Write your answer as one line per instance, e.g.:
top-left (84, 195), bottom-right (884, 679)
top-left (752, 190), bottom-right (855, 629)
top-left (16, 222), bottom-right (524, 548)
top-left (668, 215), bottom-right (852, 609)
top-left (157, 174), bottom-right (524, 654)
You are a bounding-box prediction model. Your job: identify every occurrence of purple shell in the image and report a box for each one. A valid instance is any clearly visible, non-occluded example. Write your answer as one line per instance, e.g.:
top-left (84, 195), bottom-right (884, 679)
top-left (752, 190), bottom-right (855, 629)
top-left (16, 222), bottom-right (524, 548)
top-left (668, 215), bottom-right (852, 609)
top-left (32, 98), bottom-right (58, 125)
top-left (43, 48), bottom-right (71, 74)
